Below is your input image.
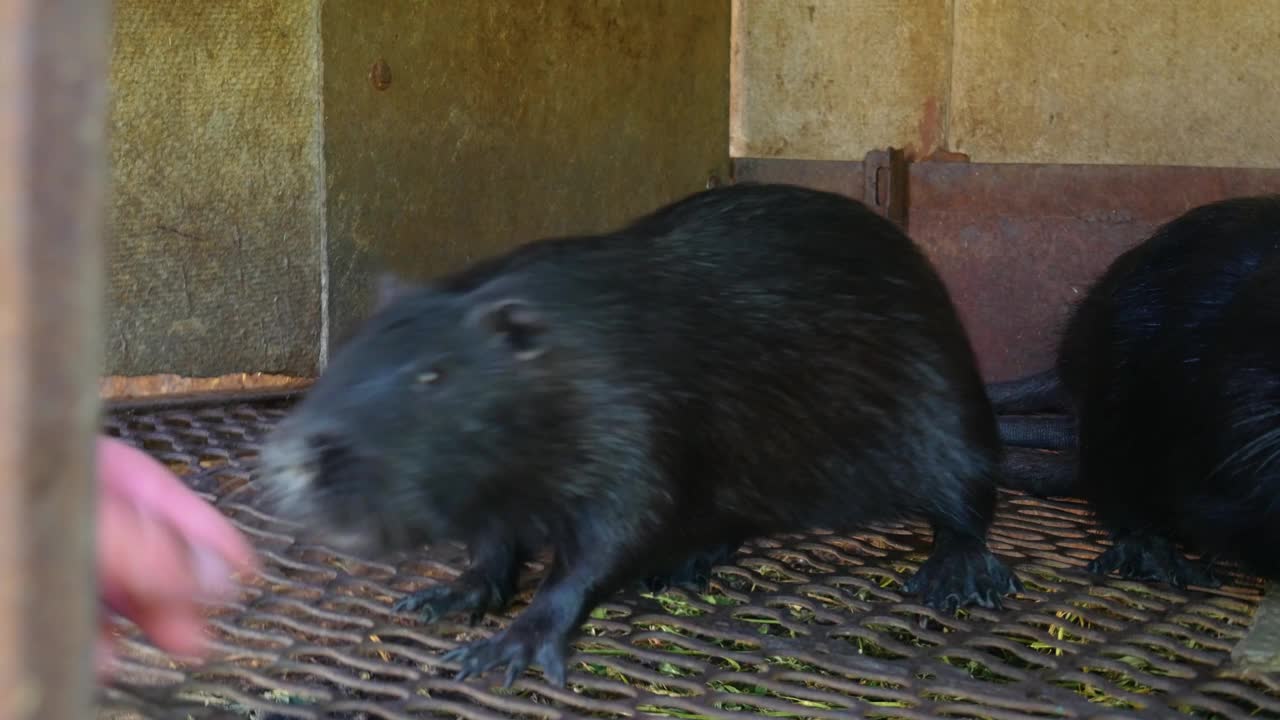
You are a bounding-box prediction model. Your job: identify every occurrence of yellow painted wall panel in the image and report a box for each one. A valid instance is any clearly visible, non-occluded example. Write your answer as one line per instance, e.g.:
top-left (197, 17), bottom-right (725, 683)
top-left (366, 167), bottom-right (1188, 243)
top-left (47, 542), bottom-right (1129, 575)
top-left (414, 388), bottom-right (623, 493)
top-left (734, 0), bottom-right (1280, 167)
top-left (730, 0), bottom-right (952, 160)
top-left (945, 0), bottom-right (1280, 166)
top-left (106, 0), bottom-right (324, 376)
top-left (322, 1), bottom-right (733, 342)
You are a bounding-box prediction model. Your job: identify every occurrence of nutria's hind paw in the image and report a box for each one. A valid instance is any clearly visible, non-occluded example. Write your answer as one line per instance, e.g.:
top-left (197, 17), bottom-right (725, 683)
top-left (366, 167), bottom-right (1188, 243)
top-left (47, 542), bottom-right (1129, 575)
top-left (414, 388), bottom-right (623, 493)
top-left (904, 547), bottom-right (1023, 612)
top-left (1087, 534), bottom-right (1221, 589)
top-left (442, 623), bottom-right (569, 689)
top-left (640, 542), bottom-right (740, 594)
top-left (393, 576), bottom-right (509, 624)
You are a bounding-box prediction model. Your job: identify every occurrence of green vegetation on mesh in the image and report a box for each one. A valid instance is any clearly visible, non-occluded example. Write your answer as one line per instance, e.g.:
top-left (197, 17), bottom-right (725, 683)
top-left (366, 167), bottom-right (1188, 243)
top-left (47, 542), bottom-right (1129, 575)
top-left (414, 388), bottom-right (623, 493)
top-left (1084, 665), bottom-right (1160, 695)
top-left (699, 679), bottom-right (913, 718)
top-left (938, 656), bottom-right (1015, 684)
top-left (573, 645), bottom-right (920, 717)
top-left (1106, 653), bottom-right (1190, 679)
top-left (589, 606), bottom-right (631, 621)
top-left (863, 622), bottom-right (937, 648)
top-left (803, 591), bottom-right (851, 609)
top-left (733, 612), bottom-right (803, 639)
top-left (1017, 576), bottom-right (1059, 593)
top-left (173, 688), bottom-right (316, 719)
top-left (629, 619), bottom-right (759, 652)
top-left (711, 679), bottom-right (842, 711)
top-left (1172, 706), bottom-right (1228, 719)
top-left (750, 565), bottom-right (796, 583)
top-left (1174, 617), bottom-right (1240, 642)
top-left (1003, 610), bottom-right (1094, 646)
top-left (404, 560), bottom-right (1266, 717)
top-left (833, 633), bottom-right (907, 660)
top-left (1050, 679), bottom-right (1143, 710)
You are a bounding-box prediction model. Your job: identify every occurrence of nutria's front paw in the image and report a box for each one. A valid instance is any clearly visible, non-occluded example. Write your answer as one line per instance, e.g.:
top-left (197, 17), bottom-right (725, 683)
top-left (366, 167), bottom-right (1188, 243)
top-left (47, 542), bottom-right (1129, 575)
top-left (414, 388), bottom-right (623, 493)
top-left (641, 541), bottom-right (739, 593)
top-left (442, 621), bottom-right (570, 688)
top-left (393, 575), bottom-right (511, 625)
top-left (1087, 534), bottom-right (1220, 589)
top-left (904, 547), bottom-right (1023, 612)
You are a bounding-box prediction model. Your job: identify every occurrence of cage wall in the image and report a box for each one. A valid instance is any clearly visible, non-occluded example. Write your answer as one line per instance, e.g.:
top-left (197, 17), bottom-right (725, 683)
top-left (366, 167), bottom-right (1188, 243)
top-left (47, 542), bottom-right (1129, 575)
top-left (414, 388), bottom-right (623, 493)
top-left (732, 0), bottom-right (1280, 381)
top-left (78, 3), bottom-right (1280, 717)
top-left (103, 0), bottom-right (732, 392)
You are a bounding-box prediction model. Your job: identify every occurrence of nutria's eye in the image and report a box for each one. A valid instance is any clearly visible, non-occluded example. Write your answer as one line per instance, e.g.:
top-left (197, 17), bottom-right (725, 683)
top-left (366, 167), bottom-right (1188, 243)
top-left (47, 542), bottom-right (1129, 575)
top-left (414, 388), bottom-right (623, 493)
top-left (415, 369), bottom-right (442, 387)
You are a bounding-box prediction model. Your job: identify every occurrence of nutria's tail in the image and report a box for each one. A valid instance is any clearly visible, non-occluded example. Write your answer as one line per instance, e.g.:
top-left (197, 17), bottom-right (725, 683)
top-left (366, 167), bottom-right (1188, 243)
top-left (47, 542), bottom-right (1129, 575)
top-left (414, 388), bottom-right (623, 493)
top-left (999, 446), bottom-right (1079, 498)
top-left (997, 414), bottom-right (1076, 450)
top-left (986, 367), bottom-right (1067, 414)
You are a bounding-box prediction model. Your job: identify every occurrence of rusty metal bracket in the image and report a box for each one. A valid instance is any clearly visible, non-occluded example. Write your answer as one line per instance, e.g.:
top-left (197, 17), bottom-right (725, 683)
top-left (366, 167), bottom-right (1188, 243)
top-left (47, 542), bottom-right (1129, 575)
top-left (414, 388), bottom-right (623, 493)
top-left (863, 147), bottom-right (909, 228)
top-left (104, 384), bottom-right (312, 413)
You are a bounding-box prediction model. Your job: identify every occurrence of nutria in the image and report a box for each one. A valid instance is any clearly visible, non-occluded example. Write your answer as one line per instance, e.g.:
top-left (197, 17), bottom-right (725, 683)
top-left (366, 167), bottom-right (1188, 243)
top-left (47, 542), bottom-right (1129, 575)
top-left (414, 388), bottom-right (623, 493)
top-left (255, 182), bottom-right (1022, 687)
top-left (990, 195), bottom-right (1280, 588)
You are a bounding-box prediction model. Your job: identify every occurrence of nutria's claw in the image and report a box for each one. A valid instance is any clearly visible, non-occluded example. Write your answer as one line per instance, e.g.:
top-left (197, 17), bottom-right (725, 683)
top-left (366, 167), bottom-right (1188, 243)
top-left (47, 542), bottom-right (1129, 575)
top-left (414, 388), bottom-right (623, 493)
top-left (641, 541), bottom-right (740, 594)
top-left (443, 623), bottom-right (569, 689)
top-left (393, 584), bottom-right (462, 623)
top-left (394, 576), bottom-right (510, 625)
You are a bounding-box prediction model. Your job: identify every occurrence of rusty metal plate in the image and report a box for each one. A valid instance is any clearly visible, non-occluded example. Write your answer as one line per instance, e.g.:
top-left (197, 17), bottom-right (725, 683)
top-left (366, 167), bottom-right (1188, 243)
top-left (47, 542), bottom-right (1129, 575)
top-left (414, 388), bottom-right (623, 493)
top-left (907, 162), bottom-right (1280, 383)
top-left (96, 400), bottom-right (1280, 719)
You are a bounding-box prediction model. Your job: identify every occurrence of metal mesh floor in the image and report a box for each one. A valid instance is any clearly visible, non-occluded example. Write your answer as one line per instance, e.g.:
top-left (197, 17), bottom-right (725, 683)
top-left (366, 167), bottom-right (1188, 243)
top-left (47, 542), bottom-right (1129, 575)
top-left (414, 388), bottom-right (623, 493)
top-left (95, 399), bottom-right (1280, 720)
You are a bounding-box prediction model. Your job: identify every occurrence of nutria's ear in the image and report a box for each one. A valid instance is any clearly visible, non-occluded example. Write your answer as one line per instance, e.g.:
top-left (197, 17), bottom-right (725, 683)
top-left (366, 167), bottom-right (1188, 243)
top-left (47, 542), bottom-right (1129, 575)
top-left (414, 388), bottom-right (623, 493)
top-left (372, 272), bottom-right (420, 313)
top-left (467, 299), bottom-right (547, 361)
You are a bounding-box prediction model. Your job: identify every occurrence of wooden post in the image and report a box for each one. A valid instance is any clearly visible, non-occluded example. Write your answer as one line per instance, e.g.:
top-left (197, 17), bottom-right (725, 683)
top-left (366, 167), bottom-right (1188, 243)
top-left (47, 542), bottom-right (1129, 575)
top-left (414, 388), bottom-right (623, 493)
top-left (0, 0), bottom-right (112, 717)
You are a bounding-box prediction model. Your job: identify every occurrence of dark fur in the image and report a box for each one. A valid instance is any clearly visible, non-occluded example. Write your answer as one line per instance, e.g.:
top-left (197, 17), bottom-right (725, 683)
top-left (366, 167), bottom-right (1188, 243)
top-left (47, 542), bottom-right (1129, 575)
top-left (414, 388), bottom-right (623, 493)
top-left (998, 447), bottom-right (1077, 497)
top-left (990, 195), bottom-right (1280, 587)
top-left (255, 183), bottom-right (1021, 687)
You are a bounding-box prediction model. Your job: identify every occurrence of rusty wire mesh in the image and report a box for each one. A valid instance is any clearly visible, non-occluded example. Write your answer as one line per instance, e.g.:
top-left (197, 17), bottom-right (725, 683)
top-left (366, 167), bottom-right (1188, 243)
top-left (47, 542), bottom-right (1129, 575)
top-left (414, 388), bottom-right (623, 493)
top-left (93, 399), bottom-right (1280, 720)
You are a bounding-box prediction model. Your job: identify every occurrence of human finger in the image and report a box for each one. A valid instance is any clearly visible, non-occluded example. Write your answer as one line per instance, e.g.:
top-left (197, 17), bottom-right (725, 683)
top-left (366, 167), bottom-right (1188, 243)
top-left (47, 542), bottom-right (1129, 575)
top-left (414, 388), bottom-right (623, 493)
top-left (97, 486), bottom-right (208, 608)
top-left (97, 436), bottom-right (259, 588)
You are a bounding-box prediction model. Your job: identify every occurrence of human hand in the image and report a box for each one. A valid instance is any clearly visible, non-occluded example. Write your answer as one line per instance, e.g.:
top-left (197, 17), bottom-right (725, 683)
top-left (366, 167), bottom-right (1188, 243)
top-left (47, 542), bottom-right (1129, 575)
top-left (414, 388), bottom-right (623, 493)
top-left (96, 435), bottom-right (259, 677)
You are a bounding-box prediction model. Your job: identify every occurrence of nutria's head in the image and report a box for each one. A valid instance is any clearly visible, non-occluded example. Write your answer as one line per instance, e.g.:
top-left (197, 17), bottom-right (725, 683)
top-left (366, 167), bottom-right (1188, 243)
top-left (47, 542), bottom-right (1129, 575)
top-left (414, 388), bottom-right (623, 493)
top-left (254, 273), bottom-right (559, 557)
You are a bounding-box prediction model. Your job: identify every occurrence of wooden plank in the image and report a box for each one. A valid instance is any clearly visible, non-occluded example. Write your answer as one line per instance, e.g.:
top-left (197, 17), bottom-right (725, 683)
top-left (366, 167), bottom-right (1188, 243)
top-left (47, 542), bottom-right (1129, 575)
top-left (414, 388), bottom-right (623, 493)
top-left (0, 0), bottom-right (112, 717)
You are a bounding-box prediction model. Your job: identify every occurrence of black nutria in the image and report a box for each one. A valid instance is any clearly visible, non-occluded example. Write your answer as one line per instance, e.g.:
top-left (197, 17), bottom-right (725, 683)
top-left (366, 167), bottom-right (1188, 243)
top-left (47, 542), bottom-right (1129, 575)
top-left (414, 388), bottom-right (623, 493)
top-left (254, 182), bottom-right (1022, 687)
top-left (989, 195), bottom-right (1280, 588)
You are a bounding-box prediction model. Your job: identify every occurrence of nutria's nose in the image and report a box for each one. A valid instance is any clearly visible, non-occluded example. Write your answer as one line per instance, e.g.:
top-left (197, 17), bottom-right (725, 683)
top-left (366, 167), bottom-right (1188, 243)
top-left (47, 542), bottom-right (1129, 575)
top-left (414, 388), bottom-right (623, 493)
top-left (306, 432), bottom-right (356, 482)
top-left (305, 431), bottom-right (340, 454)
